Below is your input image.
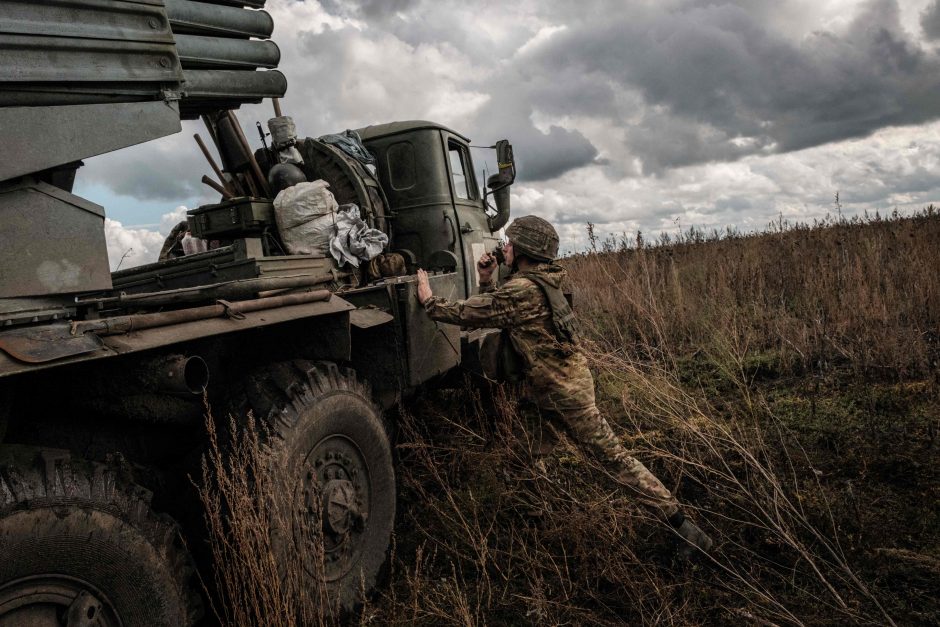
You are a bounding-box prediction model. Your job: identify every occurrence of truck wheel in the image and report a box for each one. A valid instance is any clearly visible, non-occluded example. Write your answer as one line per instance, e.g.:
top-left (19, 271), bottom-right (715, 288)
top-left (0, 447), bottom-right (201, 627)
top-left (237, 360), bottom-right (395, 611)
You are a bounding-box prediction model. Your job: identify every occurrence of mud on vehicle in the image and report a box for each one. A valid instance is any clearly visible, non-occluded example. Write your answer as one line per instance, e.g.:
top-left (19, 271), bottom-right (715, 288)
top-left (0, 1), bottom-right (515, 624)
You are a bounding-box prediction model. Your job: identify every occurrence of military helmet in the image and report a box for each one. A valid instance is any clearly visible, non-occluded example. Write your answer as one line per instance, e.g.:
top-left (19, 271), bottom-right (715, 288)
top-left (505, 215), bottom-right (559, 262)
top-left (268, 163), bottom-right (307, 196)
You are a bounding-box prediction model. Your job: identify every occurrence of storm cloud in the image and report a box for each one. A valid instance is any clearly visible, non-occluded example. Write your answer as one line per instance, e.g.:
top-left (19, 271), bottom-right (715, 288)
top-left (85, 0), bottom-right (940, 263)
top-left (317, 0), bottom-right (419, 20)
top-left (516, 0), bottom-right (940, 172)
top-left (79, 132), bottom-right (206, 201)
top-left (276, 0), bottom-right (940, 177)
top-left (923, 0), bottom-right (940, 39)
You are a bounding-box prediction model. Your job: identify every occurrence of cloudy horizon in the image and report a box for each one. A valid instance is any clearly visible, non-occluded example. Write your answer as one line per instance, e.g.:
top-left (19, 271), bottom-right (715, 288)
top-left (77, 0), bottom-right (940, 269)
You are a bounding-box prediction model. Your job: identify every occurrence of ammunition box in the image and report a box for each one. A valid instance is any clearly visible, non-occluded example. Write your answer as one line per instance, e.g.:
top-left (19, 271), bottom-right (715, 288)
top-left (187, 197), bottom-right (274, 239)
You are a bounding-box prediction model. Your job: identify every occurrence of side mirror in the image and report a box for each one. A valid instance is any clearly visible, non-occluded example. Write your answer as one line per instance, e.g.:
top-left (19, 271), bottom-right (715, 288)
top-left (488, 140), bottom-right (515, 190)
top-left (485, 139), bottom-right (514, 232)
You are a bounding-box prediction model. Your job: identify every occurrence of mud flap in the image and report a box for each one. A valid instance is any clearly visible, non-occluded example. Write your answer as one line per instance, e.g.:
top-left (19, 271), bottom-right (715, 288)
top-left (0, 323), bottom-right (103, 363)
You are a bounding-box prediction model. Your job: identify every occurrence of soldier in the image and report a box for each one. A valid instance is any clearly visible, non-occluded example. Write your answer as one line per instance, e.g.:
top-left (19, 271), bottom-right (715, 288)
top-left (416, 215), bottom-right (714, 555)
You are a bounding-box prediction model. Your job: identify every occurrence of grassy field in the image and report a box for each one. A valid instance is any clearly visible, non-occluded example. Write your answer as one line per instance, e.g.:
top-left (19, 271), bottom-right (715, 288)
top-left (206, 209), bottom-right (939, 625)
top-left (368, 209), bottom-right (939, 626)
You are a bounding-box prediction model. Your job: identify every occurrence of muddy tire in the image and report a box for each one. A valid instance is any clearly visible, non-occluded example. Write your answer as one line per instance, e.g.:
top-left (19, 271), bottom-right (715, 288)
top-left (233, 360), bottom-right (395, 611)
top-left (0, 446), bottom-right (201, 627)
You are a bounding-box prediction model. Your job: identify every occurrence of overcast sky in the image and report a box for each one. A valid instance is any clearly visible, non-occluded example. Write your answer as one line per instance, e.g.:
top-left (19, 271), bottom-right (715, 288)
top-left (76, 0), bottom-right (940, 269)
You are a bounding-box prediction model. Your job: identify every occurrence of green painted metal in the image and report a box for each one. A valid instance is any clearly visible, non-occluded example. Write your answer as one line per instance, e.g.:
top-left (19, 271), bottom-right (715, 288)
top-left (165, 0), bottom-right (273, 38)
top-left (200, 1), bottom-right (267, 7)
top-left (0, 0), bottom-right (175, 44)
top-left (0, 182), bottom-right (111, 298)
top-left (0, 100), bottom-right (182, 183)
top-left (0, 0), bottom-right (286, 119)
top-left (178, 69), bottom-right (286, 118)
top-left (362, 127), bottom-right (499, 299)
top-left (175, 34), bottom-right (280, 69)
top-left (357, 120), bottom-right (470, 143)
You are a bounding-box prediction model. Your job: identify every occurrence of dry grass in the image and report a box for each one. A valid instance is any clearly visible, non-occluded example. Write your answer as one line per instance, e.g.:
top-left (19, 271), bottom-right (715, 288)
top-left (196, 411), bottom-right (339, 627)
top-left (371, 368), bottom-right (901, 626)
top-left (566, 208), bottom-right (940, 377)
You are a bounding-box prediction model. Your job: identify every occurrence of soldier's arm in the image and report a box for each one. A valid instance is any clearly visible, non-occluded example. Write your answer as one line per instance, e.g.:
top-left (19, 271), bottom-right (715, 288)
top-left (478, 277), bottom-right (497, 294)
top-left (423, 278), bottom-right (534, 329)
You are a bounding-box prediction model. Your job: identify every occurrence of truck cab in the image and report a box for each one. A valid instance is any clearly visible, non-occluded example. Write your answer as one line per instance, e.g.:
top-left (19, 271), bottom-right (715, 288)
top-left (359, 121), bottom-right (508, 300)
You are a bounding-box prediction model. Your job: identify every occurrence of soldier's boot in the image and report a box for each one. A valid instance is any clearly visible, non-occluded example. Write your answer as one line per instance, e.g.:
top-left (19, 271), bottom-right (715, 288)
top-left (668, 512), bottom-right (714, 557)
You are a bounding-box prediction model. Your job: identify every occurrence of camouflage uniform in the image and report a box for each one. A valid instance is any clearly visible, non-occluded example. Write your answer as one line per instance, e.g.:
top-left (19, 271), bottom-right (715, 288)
top-left (423, 262), bottom-right (680, 519)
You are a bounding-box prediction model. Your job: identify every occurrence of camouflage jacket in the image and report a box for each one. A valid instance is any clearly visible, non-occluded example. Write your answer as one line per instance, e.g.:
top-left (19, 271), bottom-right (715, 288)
top-left (424, 263), bottom-right (583, 394)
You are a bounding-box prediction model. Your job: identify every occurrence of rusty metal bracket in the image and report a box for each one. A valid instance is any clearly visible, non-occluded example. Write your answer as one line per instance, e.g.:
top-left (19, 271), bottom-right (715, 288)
top-left (217, 299), bottom-right (246, 320)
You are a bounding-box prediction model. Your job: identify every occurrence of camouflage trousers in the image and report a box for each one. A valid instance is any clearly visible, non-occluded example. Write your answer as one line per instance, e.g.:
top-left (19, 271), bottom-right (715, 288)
top-left (527, 352), bottom-right (680, 520)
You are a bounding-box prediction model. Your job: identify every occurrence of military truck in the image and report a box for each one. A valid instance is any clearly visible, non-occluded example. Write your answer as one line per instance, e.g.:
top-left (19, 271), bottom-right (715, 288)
top-left (0, 1), bottom-right (515, 624)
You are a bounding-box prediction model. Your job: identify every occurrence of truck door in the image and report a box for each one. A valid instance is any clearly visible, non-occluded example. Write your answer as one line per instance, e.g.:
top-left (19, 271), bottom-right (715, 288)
top-left (444, 134), bottom-right (501, 298)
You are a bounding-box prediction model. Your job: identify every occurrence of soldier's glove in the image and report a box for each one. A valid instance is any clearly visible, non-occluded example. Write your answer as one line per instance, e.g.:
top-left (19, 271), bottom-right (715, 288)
top-left (669, 513), bottom-right (714, 557)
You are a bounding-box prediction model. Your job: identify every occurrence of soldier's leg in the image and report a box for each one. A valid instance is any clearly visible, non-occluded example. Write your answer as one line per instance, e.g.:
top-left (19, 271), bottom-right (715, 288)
top-left (563, 402), bottom-right (680, 519)
top-left (534, 365), bottom-right (679, 518)
top-left (531, 354), bottom-right (714, 552)
top-left (544, 390), bottom-right (714, 552)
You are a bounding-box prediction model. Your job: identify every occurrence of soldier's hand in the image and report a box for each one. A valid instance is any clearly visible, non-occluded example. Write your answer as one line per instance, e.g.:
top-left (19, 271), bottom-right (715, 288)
top-left (416, 268), bottom-right (433, 305)
top-left (477, 252), bottom-right (496, 282)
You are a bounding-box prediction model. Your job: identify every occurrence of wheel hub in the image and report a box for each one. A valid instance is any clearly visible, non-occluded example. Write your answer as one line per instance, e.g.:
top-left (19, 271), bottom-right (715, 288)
top-left (300, 437), bottom-right (371, 582)
top-left (322, 479), bottom-right (365, 535)
top-left (0, 575), bottom-right (120, 626)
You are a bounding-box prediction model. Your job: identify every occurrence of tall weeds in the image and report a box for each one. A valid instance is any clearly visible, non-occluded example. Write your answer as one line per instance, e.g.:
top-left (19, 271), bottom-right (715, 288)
top-left (373, 364), bottom-right (900, 625)
top-left (592, 346), bottom-right (898, 625)
top-left (567, 209), bottom-right (940, 377)
top-left (196, 412), bottom-right (338, 627)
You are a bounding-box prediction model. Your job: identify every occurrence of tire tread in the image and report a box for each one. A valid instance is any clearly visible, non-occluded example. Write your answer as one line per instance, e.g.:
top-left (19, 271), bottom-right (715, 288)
top-left (0, 445), bottom-right (202, 626)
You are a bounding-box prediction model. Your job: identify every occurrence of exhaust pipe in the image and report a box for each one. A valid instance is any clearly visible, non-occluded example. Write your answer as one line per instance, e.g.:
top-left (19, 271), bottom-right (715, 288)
top-left (488, 183), bottom-right (511, 232)
top-left (65, 353), bottom-right (210, 424)
top-left (146, 354), bottom-right (209, 396)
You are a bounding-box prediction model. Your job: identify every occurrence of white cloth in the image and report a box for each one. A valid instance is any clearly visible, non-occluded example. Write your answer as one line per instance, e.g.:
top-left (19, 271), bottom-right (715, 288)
top-left (329, 204), bottom-right (389, 267)
top-left (181, 234), bottom-right (207, 255)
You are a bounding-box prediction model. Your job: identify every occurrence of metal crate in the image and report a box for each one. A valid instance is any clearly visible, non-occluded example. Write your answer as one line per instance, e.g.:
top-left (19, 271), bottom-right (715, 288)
top-left (187, 197), bottom-right (274, 239)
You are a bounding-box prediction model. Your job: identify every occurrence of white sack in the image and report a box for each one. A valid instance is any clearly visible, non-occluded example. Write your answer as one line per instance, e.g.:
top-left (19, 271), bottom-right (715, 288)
top-left (273, 180), bottom-right (338, 255)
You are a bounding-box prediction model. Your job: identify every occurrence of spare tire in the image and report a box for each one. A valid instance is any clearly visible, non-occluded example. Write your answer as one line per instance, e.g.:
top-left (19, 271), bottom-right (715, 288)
top-left (295, 138), bottom-right (390, 233)
top-left (256, 139), bottom-right (390, 233)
